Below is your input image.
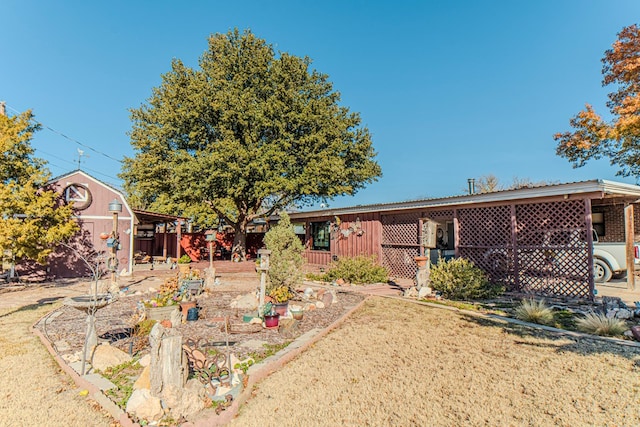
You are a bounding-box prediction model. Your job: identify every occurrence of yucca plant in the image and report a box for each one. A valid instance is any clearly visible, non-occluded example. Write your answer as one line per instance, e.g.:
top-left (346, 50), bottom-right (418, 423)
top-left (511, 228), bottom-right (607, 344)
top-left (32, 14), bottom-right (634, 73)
top-left (514, 298), bottom-right (554, 325)
top-left (576, 312), bottom-right (627, 337)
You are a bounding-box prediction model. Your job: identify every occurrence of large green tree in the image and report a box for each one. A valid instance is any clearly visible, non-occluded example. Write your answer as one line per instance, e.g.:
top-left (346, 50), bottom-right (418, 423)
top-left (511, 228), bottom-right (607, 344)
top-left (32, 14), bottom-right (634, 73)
top-left (555, 24), bottom-right (640, 176)
top-left (0, 109), bottom-right (78, 265)
top-left (121, 29), bottom-right (381, 257)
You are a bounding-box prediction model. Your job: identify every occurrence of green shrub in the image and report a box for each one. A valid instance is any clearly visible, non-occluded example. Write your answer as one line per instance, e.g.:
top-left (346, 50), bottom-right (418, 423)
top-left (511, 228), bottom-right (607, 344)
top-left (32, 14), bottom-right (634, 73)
top-left (514, 299), bottom-right (554, 325)
top-left (263, 212), bottom-right (305, 295)
top-left (321, 255), bottom-right (388, 285)
top-left (429, 257), bottom-right (503, 300)
top-left (178, 254), bottom-right (192, 264)
top-left (576, 312), bottom-right (627, 336)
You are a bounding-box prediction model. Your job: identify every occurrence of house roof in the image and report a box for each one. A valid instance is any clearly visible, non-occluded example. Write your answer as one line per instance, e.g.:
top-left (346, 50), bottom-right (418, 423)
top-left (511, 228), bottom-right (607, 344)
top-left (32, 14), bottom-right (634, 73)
top-left (289, 179), bottom-right (640, 219)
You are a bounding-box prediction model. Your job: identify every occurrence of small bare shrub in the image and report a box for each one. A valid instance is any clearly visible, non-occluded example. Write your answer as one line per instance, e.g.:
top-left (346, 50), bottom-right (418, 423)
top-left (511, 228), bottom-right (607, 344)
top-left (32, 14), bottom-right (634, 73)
top-left (514, 299), bottom-right (554, 325)
top-left (576, 312), bottom-right (627, 336)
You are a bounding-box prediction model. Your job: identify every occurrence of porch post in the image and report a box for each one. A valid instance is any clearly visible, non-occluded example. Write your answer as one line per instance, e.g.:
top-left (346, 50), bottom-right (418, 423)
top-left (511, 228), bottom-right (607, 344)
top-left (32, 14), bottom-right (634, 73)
top-left (453, 209), bottom-right (459, 258)
top-left (176, 219), bottom-right (182, 259)
top-left (584, 199), bottom-right (594, 298)
top-left (624, 203), bottom-right (635, 290)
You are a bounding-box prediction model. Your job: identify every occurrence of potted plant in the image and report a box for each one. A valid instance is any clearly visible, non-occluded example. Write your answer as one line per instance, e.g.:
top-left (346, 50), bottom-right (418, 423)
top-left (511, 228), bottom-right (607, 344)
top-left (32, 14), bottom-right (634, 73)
top-left (263, 212), bottom-right (305, 316)
top-left (141, 277), bottom-right (180, 321)
top-left (269, 285), bottom-right (294, 315)
top-left (177, 254), bottom-right (192, 275)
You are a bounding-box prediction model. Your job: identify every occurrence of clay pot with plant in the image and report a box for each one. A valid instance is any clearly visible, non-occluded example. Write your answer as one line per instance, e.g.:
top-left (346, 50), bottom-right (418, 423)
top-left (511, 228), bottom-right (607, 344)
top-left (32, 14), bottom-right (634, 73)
top-left (177, 254), bottom-right (192, 275)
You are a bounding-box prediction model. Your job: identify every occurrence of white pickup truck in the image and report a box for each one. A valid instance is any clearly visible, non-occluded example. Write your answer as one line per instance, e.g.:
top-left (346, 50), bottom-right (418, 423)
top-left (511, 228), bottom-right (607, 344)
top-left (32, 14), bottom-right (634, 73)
top-left (593, 231), bottom-right (640, 283)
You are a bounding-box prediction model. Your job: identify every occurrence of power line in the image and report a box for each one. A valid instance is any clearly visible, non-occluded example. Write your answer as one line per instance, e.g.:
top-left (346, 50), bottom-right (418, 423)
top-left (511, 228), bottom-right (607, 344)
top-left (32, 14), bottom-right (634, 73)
top-left (5, 103), bottom-right (124, 164)
top-left (36, 148), bottom-right (121, 182)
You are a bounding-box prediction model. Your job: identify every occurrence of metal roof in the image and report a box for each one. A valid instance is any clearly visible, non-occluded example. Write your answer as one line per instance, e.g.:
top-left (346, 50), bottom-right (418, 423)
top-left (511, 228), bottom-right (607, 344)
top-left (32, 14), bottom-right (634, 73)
top-left (289, 179), bottom-right (640, 218)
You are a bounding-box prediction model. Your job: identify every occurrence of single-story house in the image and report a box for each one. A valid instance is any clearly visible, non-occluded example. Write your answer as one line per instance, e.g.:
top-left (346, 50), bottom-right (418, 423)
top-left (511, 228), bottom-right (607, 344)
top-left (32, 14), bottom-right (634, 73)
top-left (288, 179), bottom-right (640, 299)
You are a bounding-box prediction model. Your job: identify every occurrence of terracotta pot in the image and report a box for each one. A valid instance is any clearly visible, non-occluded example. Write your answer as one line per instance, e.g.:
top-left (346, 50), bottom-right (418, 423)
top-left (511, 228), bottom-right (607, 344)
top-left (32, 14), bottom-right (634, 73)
top-left (291, 310), bottom-right (304, 321)
top-left (180, 301), bottom-right (197, 313)
top-left (414, 256), bottom-right (429, 268)
top-left (178, 263), bottom-right (191, 275)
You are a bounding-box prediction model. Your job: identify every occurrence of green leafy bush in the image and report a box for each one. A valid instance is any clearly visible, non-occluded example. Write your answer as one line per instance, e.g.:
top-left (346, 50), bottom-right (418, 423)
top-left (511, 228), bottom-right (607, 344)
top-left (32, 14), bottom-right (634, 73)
top-left (514, 299), bottom-right (554, 325)
top-left (429, 257), bottom-right (503, 300)
top-left (320, 255), bottom-right (388, 285)
top-left (263, 212), bottom-right (305, 296)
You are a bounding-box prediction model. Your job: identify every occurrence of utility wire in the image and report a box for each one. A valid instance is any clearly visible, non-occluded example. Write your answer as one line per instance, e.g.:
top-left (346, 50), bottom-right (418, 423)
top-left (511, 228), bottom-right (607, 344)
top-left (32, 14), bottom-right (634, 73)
top-left (5, 103), bottom-right (124, 164)
top-left (36, 148), bottom-right (121, 182)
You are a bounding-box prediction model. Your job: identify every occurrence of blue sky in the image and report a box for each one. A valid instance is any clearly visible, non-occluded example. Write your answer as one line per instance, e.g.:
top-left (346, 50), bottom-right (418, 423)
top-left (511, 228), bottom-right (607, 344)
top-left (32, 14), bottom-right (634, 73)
top-left (2, 1), bottom-right (639, 209)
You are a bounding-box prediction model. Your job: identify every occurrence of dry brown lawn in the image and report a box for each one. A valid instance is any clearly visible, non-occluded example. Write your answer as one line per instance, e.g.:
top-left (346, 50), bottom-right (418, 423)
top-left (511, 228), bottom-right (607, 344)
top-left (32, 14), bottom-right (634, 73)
top-left (0, 303), bottom-right (115, 427)
top-left (230, 297), bottom-right (640, 427)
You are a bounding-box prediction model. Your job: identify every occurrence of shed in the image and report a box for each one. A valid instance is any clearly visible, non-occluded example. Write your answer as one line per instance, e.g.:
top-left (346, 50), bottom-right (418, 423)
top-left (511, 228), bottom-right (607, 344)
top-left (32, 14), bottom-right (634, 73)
top-left (45, 170), bottom-right (184, 278)
top-left (289, 179), bottom-right (640, 299)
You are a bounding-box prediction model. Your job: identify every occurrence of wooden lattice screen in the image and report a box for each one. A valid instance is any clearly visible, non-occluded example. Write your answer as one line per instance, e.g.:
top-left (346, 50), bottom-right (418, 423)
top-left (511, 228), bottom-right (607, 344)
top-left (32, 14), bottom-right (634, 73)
top-left (381, 209), bottom-right (453, 279)
top-left (381, 212), bottom-right (421, 278)
top-left (458, 205), bottom-right (514, 288)
top-left (514, 200), bottom-right (590, 298)
top-left (458, 199), bottom-right (591, 298)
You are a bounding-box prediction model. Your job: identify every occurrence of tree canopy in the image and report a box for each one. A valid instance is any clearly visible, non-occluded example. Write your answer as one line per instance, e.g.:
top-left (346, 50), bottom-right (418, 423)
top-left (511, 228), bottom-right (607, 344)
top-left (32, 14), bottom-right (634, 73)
top-left (121, 29), bottom-right (381, 256)
top-left (0, 109), bottom-right (77, 264)
top-left (555, 24), bottom-right (640, 177)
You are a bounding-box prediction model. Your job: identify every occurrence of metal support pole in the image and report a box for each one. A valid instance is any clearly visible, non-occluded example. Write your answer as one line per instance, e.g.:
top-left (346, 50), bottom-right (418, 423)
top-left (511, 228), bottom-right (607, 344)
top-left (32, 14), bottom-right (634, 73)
top-left (111, 211), bottom-right (118, 285)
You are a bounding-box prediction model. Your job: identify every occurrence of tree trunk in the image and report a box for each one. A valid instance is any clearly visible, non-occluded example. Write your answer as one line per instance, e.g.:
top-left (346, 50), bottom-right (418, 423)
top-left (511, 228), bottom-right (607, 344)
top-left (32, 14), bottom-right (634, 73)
top-left (232, 221), bottom-right (248, 261)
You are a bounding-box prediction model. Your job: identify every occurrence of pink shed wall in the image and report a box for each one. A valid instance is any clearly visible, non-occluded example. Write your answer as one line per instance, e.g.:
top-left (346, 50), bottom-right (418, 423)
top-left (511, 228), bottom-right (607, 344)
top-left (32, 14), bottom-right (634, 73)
top-left (47, 171), bottom-right (133, 278)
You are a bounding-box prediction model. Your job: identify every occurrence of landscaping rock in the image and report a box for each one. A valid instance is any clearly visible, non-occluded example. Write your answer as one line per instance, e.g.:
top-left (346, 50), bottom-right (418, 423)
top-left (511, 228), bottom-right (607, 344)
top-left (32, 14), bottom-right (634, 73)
top-left (126, 388), bottom-right (163, 422)
top-left (418, 287), bottom-right (433, 299)
top-left (403, 287), bottom-right (418, 298)
top-left (91, 343), bottom-right (132, 372)
top-left (230, 294), bottom-right (259, 310)
top-left (133, 365), bottom-right (151, 390)
top-left (138, 353), bottom-right (151, 367)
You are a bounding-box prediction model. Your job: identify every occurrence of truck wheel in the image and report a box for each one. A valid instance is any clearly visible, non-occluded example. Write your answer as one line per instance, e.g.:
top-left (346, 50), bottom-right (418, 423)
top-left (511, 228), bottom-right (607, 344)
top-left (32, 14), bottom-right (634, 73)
top-left (594, 258), bottom-right (612, 283)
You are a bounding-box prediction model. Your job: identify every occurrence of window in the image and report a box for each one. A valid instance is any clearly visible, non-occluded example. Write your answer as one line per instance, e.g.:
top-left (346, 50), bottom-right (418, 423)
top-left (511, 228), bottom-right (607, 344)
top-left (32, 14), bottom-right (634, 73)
top-left (592, 211), bottom-right (605, 238)
top-left (310, 221), bottom-right (330, 251)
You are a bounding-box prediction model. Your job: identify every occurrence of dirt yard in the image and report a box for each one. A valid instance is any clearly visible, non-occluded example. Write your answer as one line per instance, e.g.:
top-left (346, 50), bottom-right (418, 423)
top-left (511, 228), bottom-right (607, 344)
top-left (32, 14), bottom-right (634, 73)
top-left (230, 297), bottom-right (640, 426)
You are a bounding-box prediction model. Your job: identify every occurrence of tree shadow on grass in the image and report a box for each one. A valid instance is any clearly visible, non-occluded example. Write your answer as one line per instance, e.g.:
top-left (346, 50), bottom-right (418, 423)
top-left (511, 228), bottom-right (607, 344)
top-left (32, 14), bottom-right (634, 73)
top-left (0, 301), bottom-right (59, 319)
top-left (458, 312), bottom-right (640, 362)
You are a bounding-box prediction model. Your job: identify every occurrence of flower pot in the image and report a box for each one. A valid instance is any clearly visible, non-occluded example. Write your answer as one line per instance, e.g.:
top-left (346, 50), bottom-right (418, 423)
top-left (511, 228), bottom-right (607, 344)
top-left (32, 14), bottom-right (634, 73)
top-left (186, 307), bottom-right (199, 321)
top-left (264, 313), bottom-right (279, 328)
top-left (273, 302), bottom-right (288, 316)
top-left (291, 310), bottom-right (304, 321)
top-left (146, 305), bottom-right (179, 321)
top-left (414, 256), bottom-right (429, 268)
top-left (178, 263), bottom-right (191, 275)
top-left (180, 301), bottom-right (197, 313)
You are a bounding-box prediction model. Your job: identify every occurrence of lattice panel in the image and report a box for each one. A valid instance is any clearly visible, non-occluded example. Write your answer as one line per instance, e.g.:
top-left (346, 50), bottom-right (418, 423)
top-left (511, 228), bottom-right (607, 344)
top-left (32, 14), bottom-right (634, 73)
top-left (423, 209), bottom-right (454, 221)
top-left (515, 200), bottom-right (585, 241)
top-left (515, 200), bottom-right (590, 298)
top-left (381, 212), bottom-right (421, 245)
top-left (458, 206), bottom-right (512, 246)
top-left (381, 245), bottom-right (421, 279)
top-left (516, 247), bottom-right (590, 298)
top-left (459, 247), bottom-right (515, 288)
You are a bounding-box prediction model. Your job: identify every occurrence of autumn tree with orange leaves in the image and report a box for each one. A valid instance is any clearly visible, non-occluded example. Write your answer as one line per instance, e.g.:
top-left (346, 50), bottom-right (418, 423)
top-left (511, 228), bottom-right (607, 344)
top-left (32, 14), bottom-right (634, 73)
top-left (555, 24), bottom-right (640, 176)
